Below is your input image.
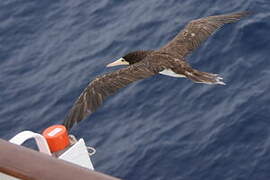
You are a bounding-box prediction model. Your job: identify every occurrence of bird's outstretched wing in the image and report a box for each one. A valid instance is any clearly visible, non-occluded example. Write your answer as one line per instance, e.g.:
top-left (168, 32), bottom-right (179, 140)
top-left (160, 11), bottom-right (250, 58)
top-left (63, 61), bottom-right (160, 130)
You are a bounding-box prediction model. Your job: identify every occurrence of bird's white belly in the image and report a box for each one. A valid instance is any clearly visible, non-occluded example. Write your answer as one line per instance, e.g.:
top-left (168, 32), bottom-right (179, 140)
top-left (159, 69), bottom-right (186, 78)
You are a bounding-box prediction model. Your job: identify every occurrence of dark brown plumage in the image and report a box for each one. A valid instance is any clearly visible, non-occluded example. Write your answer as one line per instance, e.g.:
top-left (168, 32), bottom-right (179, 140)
top-left (63, 11), bottom-right (249, 130)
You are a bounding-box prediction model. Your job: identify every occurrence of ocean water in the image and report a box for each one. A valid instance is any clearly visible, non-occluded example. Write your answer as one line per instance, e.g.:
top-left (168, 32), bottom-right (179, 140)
top-left (1, 0), bottom-right (270, 179)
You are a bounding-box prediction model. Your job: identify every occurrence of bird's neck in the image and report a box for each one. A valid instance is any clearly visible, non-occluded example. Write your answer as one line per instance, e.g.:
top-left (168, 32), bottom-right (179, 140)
top-left (136, 50), bottom-right (154, 59)
top-left (128, 50), bottom-right (154, 64)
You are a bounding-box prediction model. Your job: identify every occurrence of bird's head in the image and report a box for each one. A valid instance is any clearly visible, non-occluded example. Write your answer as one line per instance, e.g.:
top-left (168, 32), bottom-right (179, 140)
top-left (106, 50), bottom-right (151, 67)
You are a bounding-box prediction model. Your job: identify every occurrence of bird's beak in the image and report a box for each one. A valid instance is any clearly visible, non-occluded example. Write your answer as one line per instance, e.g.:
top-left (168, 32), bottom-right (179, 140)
top-left (106, 58), bottom-right (129, 67)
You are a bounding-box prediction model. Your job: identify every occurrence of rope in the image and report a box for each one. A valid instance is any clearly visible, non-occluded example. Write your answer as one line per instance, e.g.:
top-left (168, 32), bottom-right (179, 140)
top-left (69, 135), bottom-right (96, 157)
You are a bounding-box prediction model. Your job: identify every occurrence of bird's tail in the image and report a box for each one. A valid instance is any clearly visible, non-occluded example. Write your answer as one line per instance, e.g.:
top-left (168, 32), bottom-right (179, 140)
top-left (184, 68), bottom-right (225, 85)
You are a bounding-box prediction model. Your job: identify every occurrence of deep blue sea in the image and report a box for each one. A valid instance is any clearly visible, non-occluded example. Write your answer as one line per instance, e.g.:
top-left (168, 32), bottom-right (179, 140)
top-left (1, 0), bottom-right (270, 179)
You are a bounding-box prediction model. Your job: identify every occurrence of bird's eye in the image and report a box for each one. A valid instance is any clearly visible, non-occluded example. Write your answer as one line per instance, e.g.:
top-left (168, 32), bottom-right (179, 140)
top-left (121, 59), bottom-right (125, 62)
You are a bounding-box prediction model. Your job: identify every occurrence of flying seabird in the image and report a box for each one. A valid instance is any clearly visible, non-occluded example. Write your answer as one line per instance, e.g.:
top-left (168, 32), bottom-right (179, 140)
top-left (63, 11), bottom-right (249, 130)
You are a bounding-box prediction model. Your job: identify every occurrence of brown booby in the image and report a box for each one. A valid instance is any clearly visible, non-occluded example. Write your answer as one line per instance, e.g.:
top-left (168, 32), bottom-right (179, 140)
top-left (63, 11), bottom-right (249, 130)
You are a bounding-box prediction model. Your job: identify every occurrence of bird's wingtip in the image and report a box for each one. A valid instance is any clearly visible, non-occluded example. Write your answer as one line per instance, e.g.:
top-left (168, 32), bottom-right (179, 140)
top-left (239, 10), bottom-right (254, 17)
